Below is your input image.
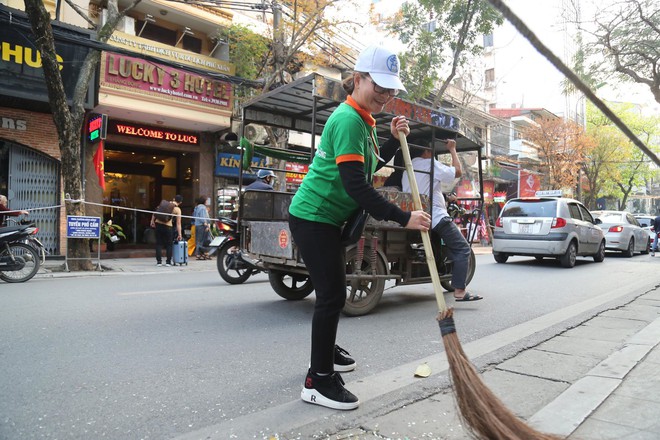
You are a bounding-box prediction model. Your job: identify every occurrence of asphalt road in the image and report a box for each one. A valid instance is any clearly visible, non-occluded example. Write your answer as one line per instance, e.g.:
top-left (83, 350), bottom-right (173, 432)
top-left (1, 252), bottom-right (658, 439)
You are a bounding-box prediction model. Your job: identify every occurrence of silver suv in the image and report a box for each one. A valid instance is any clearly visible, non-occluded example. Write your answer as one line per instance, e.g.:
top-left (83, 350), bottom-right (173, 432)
top-left (492, 197), bottom-right (606, 268)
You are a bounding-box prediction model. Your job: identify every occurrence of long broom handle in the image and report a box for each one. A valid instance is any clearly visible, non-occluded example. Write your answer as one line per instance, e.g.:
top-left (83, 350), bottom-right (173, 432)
top-left (398, 132), bottom-right (449, 313)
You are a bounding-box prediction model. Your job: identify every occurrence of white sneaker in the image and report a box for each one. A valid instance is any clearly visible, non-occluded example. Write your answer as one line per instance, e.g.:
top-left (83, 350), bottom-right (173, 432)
top-left (156, 263), bottom-right (162, 267)
top-left (165, 263), bottom-right (172, 267)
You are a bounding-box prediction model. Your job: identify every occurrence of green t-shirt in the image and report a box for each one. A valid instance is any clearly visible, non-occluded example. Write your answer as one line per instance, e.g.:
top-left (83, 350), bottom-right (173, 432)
top-left (289, 102), bottom-right (378, 226)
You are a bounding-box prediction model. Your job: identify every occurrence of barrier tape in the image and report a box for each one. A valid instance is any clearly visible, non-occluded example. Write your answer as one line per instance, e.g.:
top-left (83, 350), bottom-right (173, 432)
top-left (5, 199), bottom-right (224, 225)
top-left (63, 198), bottom-right (222, 223)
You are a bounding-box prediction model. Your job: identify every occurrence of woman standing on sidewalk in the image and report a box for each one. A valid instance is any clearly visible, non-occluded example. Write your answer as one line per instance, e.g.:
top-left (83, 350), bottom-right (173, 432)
top-left (288, 45), bottom-right (431, 411)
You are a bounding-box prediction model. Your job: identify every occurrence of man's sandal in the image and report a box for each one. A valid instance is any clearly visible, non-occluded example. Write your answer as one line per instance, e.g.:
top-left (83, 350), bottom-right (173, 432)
top-left (455, 293), bottom-right (483, 302)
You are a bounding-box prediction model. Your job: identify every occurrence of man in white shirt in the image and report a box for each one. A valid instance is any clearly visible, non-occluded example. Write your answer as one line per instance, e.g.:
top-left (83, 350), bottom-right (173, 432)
top-left (402, 139), bottom-right (482, 301)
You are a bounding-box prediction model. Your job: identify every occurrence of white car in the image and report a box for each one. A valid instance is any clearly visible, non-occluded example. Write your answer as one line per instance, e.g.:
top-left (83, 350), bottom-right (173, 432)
top-left (591, 211), bottom-right (650, 256)
top-left (634, 214), bottom-right (656, 249)
top-left (493, 197), bottom-right (606, 268)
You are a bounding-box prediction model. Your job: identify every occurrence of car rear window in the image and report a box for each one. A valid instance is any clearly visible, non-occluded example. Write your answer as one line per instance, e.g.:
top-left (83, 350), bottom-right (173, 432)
top-left (595, 213), bottom-right (623, 222)
top-left (501, 200), bottom-right (557, 218)
top-left (637, 218), bottom-right (652, 227)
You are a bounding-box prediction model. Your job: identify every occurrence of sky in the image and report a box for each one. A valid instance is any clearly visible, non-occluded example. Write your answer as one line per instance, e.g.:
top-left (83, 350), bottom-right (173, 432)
top-left (361, 0), bottom-right (660, 116)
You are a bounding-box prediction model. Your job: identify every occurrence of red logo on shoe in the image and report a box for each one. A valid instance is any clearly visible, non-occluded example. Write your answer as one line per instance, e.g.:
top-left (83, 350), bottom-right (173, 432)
top-left (305, 377), bottom-right (313, 388)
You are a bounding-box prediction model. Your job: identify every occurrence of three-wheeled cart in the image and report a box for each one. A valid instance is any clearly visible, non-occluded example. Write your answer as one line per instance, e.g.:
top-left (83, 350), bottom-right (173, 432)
top-left (232, 73), bottom-right (484, 316)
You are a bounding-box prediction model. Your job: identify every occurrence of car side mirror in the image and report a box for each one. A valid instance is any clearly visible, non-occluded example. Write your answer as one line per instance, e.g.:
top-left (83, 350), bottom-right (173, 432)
top-left (594, 218), bottom-right (602, 225)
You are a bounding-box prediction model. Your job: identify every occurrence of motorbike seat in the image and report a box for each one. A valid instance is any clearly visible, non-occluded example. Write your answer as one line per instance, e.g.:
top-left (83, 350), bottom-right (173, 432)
top-left (0, 225), bottom-right (28, 234)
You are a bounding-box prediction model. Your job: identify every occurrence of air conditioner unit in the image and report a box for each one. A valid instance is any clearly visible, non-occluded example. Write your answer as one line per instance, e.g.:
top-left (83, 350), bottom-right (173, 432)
top-left (101, 9), bottom-right (136, 35)
top-left (244, 124), bottom-right (268, 144)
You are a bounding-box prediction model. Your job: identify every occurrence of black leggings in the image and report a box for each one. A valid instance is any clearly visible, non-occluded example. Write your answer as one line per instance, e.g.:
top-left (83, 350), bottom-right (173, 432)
top-left (289, 214), bottom-right (346, 374)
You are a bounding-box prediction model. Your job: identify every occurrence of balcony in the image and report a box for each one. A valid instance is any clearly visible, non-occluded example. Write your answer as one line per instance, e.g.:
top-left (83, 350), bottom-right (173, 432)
top-left (510, 139), bottom-right (538, 161)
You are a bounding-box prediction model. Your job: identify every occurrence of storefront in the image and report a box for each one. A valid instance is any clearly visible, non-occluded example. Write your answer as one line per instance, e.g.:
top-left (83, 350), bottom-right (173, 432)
top-left (90, 32), bottom-right (235, 244)
top-left (0, 6), bottom-right (96, 256)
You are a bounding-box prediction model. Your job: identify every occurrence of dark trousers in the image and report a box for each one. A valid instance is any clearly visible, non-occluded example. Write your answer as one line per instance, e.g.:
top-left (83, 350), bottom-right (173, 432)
top-left (195, 225), bottom-right (209, 256)
top-left (431, 216), bottom-right (471, 290)
top-left (155, 223), bottom-right (173, 263)
top-left (289, 214), bottom-right (346, 374)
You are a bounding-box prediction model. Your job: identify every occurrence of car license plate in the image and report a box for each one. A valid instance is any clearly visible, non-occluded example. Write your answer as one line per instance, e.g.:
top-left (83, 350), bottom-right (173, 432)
top-left (518, 224), bottom-right (532, 234)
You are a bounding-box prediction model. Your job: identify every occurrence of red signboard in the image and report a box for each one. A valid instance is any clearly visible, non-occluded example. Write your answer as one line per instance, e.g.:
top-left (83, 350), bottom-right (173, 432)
top-left (518, 170), bottom-right (540, 198)
top-left (483, 180), bottom-right (494, 204)
top-left (285, 162), bottom-right (308, 184)
top-left (103, 52), bottom-right (232, 109)
top-left (455, 179), bottom-right (479, 198)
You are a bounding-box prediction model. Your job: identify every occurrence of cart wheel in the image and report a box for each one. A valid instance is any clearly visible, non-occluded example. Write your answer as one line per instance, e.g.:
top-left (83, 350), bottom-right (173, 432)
top-left (343, 246), bottom-right (387, 317)
top-left (269, 271), bottom-right (314, 300)
top-left (440, 249), bottom-right (476, 292)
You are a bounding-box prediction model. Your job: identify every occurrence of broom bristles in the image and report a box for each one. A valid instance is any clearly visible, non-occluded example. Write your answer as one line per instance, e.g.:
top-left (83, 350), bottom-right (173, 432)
top-left (438, 310), bottom-right (562, 440)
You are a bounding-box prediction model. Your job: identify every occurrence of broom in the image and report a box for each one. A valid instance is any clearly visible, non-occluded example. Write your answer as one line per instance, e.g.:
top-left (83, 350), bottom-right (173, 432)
top-left (399, 133), bottom-right (561, 440)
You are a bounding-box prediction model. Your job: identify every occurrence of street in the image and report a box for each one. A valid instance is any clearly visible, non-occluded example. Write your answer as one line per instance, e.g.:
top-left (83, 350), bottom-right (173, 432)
top-left (1, 253), bottom-right (658, 439)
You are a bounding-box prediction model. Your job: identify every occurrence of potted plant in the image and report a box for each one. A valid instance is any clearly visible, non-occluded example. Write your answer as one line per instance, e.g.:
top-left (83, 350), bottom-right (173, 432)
top-left (101, 220), bottom-right (126, 251)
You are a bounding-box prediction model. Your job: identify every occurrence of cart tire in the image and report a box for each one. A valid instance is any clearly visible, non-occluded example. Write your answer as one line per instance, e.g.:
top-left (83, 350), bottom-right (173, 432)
top-left (440, 249), bottom-right (476, 292)
top-left (269, 271), bottom-right (314, 300)
top-left (343, 246), bottom-right (387, 317)
top-left (216, 240), bottom-right (253, 284)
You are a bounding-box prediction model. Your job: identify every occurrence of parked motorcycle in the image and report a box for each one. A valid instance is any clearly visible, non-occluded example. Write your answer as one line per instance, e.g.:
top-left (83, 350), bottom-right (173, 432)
top-left (209, 217), bottom-right (263, 284)
top-left (0, 222), bottom-right (46, 283)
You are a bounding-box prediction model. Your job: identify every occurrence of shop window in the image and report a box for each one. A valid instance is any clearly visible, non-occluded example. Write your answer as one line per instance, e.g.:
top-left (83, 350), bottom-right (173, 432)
top-left (136, 20), bottom-right (177, 46)
top-left (182, 35), bottom-right (202, 54)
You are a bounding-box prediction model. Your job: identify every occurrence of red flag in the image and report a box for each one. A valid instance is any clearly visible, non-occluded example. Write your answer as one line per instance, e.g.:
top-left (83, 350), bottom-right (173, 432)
top-left (93, 140), bottom-right (105, 190)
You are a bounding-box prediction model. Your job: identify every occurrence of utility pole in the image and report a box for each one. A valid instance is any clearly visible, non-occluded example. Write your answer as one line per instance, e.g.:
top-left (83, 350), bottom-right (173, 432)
top-left (271, 0), bottom-right (284, 89)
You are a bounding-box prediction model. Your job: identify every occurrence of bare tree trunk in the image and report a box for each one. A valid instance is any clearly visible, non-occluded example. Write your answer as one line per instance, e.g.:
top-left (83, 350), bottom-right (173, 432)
top-left (23, 0), bottom-right (92, 269)
top-left (23, 0), bottom-right (140, 269)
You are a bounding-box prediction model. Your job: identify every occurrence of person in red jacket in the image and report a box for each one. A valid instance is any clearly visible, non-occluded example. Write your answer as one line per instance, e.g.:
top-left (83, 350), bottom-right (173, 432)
top-left (0, 194), bottom-right (29, 226)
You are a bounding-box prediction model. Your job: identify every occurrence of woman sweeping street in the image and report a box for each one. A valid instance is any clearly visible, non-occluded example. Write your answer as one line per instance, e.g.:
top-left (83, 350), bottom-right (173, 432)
top-left (288, 45), bottom-right (431, 410)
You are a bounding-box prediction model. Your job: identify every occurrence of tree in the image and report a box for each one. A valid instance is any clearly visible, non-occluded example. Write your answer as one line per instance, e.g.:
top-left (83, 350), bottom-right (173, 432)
top-left (582, 107), bottom-right (626, 209)
top-left (584, 102), bottom-right (660, 209)
top-left (23, 0), bottom-right (142, 269)
top-left (234, 0), bottom-right (362, 191)
top-left (586, 0), bottom-right (660, 105)
top-left (262, 0), bottom-right (361, 92)
top-left (385, 0), bottom-right (502, 104)
top-left (522, 117), bottom-right (595, 192)
top-left (217, 24), bottom-right (270, 84)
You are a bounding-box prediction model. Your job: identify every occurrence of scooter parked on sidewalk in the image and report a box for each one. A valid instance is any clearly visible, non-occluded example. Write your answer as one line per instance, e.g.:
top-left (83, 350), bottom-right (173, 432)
top-left (0, 221), bottom-right (46, 283)
top-left (209, 217), bottom-right (263, 284)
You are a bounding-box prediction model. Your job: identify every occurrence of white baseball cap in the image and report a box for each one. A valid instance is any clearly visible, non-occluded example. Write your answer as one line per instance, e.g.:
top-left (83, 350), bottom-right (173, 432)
top-left (354, 45), bottom-right (406, 92)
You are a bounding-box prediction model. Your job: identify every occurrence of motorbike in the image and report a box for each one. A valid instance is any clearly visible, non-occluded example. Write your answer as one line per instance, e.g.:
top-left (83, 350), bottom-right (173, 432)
top-left (0, 221), bottom-right (46, 283)
top-left (209, 217), bottom-right (263, 284)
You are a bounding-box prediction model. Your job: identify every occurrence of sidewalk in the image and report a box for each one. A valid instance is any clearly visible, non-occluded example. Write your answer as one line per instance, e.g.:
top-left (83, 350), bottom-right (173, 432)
top-left (37, 250), bottom-right (660, 440)
top-left (37, 255), bottom-right (217, 277)
top-left (324, 287), bottom-right (660, 440)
